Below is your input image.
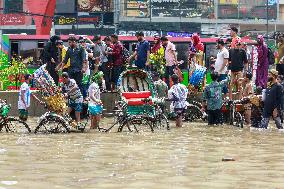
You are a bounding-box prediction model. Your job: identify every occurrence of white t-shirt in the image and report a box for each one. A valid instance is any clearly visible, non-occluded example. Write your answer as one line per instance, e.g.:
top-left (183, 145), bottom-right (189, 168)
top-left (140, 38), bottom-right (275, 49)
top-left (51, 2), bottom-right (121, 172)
top-left (165, 42), bottom-right (177, 66)
top-left (18, 82), bottom-right (31, 110)
top-left (214, 47), bottom-right (229, 74)
top-left (88, 82), bottom-right (101, 106)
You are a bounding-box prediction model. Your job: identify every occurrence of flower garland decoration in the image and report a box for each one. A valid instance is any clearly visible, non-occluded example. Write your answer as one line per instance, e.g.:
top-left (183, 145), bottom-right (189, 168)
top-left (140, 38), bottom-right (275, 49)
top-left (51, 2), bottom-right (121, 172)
top-left (149, 47), bottom-right (166, 75)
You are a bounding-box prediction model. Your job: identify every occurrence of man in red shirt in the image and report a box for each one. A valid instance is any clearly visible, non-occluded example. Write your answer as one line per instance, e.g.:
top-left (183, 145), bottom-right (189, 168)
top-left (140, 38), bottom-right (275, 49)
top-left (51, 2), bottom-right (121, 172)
top-left (108, 34), bottom-right (124, 90)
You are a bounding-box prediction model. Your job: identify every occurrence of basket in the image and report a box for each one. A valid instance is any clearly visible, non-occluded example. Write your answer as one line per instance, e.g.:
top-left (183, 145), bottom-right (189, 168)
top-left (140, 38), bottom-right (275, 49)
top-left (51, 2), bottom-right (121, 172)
top-left (44, 94), bottom-right (67, 114)
top-left (250, 95), bottom-right (260, 107)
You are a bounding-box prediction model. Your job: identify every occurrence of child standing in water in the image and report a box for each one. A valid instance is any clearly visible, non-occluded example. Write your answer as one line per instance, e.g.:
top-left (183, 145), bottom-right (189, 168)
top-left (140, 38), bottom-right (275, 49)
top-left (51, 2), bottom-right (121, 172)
top-left (88, 71), bottom-right (104, 129)
top-left (168, 74), bottom-right (188, 127)
top-left (18, 74), bottom-right (42, 121)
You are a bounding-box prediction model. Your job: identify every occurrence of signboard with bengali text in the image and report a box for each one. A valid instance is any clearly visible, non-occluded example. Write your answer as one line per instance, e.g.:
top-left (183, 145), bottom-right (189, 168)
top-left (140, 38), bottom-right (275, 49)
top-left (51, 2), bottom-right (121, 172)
top-left (0, 14), bottom-right (25, 25)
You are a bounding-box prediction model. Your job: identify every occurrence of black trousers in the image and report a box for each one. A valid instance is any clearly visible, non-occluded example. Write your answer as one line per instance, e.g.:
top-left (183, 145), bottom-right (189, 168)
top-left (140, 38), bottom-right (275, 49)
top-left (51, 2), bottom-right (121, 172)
top-left (165, 66), bottom-right (175, 88)
top-left (207, 109), bottom-right (222, 125)
top-left (99, 62), bottom-right (112, 91)
top-left (46, 63), bottom-right (59, 86)
top-left (276, 64), bottom-right (284, 76)
top-left (68, 70), bottom-right (83, 94)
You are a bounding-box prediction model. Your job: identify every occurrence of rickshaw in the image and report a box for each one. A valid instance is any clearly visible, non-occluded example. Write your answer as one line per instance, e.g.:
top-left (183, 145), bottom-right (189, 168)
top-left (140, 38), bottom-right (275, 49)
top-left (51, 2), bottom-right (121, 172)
top-left (101, 67), bottom-right (169, 132)
top-left (0, 99), bottom-right (31, 133)
top-left (221, 100), bottom-right (244, 128)
top-left (32, 65), bottom-right (89, 134)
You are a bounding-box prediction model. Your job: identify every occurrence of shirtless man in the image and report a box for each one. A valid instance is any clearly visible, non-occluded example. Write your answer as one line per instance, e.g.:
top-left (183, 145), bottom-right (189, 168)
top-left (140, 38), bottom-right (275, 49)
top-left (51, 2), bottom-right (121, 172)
top-left (239, 72), bottom-right (253, 124)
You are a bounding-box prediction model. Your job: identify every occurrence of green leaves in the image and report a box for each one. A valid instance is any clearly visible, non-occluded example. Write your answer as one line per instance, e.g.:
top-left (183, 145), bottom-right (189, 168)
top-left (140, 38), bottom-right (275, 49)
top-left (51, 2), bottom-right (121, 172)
top-left (0, 57), bottom-right (30, 89)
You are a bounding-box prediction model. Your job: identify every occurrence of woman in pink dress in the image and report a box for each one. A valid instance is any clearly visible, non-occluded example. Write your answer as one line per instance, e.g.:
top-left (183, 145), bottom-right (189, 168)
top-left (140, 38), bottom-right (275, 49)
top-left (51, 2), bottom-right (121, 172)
top-left (255, 35), bottom-right (269, 89)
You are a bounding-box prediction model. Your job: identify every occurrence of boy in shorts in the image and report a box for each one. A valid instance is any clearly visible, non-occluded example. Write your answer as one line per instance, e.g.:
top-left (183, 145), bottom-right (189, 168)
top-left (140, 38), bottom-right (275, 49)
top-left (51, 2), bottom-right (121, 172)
top-left (61, 72), bottom-right (83, 124)
top-left (18, 74), bottom-right (42, 121)
top-left (88, 71), bottom-right (103, 129)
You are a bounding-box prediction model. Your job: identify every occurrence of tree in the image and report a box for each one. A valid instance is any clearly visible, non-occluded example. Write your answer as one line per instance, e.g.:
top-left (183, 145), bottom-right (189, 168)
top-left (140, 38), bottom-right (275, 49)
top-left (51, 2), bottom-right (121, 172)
top-left (0, 57), bottom-right (31, 90)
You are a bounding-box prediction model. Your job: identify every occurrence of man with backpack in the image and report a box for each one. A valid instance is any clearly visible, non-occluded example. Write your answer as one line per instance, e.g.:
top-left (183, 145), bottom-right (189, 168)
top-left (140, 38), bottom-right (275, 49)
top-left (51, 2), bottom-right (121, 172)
top-left (255, 35), bottom-right (269, 89)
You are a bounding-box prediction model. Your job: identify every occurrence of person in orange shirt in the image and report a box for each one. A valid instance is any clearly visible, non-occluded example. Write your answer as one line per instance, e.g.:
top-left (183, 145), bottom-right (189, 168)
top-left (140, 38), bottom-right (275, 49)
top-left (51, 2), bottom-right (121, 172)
top-left (230, 27), bottom-right (241, 49)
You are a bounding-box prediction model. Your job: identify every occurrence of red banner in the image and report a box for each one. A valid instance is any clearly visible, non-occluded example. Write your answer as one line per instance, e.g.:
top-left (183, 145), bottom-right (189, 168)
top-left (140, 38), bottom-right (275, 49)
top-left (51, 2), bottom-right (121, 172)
top-left (26, 0), bottom-right (56, 35)
top-left (0, 14), bottom-right (25, 25)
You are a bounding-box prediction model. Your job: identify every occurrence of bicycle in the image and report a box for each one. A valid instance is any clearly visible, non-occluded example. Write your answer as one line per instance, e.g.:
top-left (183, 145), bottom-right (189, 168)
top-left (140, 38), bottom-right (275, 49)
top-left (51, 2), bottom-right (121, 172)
top-left (34, 100), bottom-right (89, 134)
top-left (0, 99), bottom-right (31, 133)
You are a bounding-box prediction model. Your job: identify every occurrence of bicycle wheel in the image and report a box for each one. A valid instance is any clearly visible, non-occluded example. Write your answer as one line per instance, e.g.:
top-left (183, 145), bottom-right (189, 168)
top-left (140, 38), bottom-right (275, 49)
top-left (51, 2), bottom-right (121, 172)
top-left (35, 115), bottom-right (70, 134)
top-left (1, 117), bottom-right (31, 133)
top-left (156, 114), bottom-right (170, 130)
top-left (184, 104), bottom-right (203, 122)
top-left (78, 113), bottom-right (89, 132)
top-left (234, 112), bottom-right (244, 128)
top-left (192, 100), bottom-right (202, 109)
top-left (120, 116), bottom-right (154, 132)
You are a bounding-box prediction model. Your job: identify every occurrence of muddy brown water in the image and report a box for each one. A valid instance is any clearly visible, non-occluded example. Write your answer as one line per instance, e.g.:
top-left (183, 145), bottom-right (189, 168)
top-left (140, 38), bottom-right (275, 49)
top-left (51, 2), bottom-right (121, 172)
top-left (0, 118), bottom-right (284, 189)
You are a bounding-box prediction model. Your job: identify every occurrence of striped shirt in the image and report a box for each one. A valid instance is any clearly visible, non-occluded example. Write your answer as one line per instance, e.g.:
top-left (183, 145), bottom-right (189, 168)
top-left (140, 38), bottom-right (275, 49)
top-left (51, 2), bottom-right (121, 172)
top-left (61, 79), bottom-right (83, 103)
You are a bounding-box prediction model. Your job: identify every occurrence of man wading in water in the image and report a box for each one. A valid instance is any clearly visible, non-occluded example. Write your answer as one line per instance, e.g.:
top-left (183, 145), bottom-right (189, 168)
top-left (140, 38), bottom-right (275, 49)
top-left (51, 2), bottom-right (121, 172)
top-left (260, 69), bottom-right (284, 130)
top-left (168, 74), bottom-right (188, 127)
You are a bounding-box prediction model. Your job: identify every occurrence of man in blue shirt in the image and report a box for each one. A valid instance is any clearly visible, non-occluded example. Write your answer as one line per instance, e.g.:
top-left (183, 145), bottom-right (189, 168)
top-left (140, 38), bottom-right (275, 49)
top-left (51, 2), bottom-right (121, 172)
top-left (60, 36), bottom-right (87, 93)
top-left (128, 31), bottom-right (150, 69)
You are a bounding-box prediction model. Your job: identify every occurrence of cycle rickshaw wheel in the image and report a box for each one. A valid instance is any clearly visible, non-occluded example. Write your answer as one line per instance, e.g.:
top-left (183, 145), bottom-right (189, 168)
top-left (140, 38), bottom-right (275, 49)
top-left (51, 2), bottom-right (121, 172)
top-left (155, 114), bottom-right (170, 130)
top-left (0, 117), bottom-right (31, 133)
top-left (184, 104), bottom-right (203, 122)
top-left (35, 115), bottom-right (70, 134)
top-left (234, 112), bottom-right (244, 128)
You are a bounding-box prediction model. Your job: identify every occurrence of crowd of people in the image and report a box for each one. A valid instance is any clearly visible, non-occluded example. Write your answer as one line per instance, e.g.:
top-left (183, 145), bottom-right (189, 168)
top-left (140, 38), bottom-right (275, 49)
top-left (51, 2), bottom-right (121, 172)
top-left (16, 27), bottom-right (284, 130)
top-left (203, 27), bottom-right (284, 130)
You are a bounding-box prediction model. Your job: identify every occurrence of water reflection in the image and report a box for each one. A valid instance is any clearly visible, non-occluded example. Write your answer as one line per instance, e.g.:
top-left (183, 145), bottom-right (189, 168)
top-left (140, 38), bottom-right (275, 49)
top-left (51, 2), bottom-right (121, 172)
top-left (0, 119), bottom-right (284, 188)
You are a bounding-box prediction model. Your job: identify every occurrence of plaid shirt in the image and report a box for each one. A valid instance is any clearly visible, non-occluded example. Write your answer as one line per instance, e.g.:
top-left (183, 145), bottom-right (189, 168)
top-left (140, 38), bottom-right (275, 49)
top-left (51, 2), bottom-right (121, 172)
top-left (203, 80), bottom-right (227, 110)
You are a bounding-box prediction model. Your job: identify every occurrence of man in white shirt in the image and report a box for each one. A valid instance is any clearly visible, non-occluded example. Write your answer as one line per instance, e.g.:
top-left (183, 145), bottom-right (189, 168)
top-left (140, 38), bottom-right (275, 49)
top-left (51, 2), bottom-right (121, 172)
top-left (214, 38), bottom-right (229, 95)
top-left (161, 36), bottom-right (178, 87)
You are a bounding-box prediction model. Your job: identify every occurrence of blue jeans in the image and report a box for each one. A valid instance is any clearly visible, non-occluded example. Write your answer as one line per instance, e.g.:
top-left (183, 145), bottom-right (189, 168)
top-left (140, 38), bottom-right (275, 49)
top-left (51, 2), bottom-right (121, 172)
top-left (112, 65), bottom-right (123, 87)
top-left (260, 117), bottom-right (283, 129)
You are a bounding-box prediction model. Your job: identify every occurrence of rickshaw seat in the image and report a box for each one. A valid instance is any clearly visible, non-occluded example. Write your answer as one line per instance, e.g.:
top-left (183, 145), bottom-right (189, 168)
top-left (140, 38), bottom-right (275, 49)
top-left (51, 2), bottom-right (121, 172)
top-left (122, 91), bottom-right (152, 106)
top-left (122, 91), bottom-right (151, 99)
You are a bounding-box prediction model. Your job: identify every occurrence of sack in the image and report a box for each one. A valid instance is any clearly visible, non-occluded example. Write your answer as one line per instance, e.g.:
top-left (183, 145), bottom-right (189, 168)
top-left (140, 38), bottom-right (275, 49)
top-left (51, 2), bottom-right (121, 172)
top-left (267, 47), bottom-right (275, 65)
top-left (122, 47), bottom-right (130, 63)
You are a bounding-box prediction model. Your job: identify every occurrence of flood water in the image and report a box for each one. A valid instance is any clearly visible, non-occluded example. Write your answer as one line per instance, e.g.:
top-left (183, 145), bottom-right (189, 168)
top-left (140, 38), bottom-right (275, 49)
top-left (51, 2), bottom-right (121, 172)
top-left (1, 118), bottom-right (284, 189)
